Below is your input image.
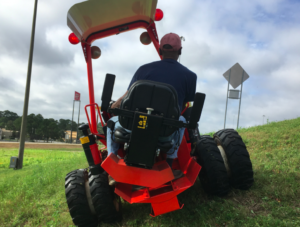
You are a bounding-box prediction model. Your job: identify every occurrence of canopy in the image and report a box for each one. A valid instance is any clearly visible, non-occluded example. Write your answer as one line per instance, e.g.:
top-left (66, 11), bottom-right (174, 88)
top-left (67, 0), bottom-right (158, 42)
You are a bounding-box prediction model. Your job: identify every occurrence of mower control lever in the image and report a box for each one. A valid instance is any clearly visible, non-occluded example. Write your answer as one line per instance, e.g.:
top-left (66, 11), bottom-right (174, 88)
top-left (78, 124), bottom-right (89, 136)
top-left (189, 93), bottom-right (206, 129)
top-left (101, 73), bottom-right (116, 112)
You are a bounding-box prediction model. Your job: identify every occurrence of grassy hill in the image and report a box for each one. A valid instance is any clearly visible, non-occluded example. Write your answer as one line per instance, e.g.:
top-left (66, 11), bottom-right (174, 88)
top-left (0, 118), bottom-right (299, 226)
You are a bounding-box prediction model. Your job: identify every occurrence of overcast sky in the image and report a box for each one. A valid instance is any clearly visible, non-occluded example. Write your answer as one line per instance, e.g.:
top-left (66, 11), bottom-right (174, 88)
top-left (0, 0), bottom-right (299, 134)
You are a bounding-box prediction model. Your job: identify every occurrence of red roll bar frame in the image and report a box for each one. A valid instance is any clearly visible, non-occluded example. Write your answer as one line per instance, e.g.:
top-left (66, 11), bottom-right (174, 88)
top-left (82, 21), bottom-right (161, 134)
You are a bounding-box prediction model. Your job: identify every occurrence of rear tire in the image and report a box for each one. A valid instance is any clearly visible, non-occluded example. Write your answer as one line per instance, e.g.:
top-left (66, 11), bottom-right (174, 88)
top-left (195, 136), bottom-right (230, 196)
top-left (214, 129), bottom-right (254, 190)
top-left (65, 169), bottom-right (98, 227)
top-left (89, 172), bottom-right (122, 223)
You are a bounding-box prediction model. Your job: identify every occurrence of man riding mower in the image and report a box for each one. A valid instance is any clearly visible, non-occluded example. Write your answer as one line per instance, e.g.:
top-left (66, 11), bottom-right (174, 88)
top-left (64, 1), bottom-right (253, 226)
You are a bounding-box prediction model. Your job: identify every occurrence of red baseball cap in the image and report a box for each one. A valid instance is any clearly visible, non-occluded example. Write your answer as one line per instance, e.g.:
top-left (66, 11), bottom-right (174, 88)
top-left (160, 33), bottom-right (182, 51)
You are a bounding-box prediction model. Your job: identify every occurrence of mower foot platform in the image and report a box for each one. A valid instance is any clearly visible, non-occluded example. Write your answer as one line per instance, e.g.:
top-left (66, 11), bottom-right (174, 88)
top-left (102, 153), bottom-right (201, 216)
top-left (102, 154), bottom-right (175, 188)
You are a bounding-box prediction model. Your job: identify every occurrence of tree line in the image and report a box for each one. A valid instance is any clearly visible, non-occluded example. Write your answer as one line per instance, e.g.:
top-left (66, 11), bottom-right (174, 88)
top-left (0, 110), bottom-right (86, 142)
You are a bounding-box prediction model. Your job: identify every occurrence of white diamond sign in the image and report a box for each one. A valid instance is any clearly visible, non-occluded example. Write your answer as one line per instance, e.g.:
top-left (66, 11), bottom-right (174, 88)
top-left (223, 63), bottom-right (249, 89)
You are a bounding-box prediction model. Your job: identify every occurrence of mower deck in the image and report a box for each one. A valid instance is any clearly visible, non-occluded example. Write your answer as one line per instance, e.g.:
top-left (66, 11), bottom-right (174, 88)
top-left (102, 137), bottom-right (201, 216)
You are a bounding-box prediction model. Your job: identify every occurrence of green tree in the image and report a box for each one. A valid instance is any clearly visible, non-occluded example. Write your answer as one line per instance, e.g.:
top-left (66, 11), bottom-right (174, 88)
top-left (13, 117), bottom-right (22, 139)
top-left (1, 110), bottom-right (19, 121)
top-left (58, 119), bottom-right (71, 138)
top-left (0, 117), bottom-right (6, 128)
top-left (71, 121), bottom-right (77, 131)
top-left (37, 118), bottom-right (59, 142)
top-left (34, 114), bottom-right (44, 140)
top-left (14, 117), bottom-right (22, 131)
top-left (6, 120), bottom-right (15, 131)
top-left (0, 110), bottom-right (19, 129)
top-left (26, 114), bottom-right (36, 140)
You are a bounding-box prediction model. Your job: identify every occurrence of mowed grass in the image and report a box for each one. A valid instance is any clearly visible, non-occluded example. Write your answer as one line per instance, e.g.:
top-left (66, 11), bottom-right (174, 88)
top-left (0, 117), bottom-right (300, 227)
top-left (0, 148), bottom-right (86, 227)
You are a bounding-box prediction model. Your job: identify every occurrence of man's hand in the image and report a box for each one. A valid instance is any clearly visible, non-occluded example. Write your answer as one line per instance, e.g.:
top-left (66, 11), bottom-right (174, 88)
top-left (110, 91), bottom-right (128, 109)
top-left (111, 101), bottom-right (120, 109)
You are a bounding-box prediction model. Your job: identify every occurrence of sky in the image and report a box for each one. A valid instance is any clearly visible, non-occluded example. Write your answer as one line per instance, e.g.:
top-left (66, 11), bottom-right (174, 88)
top-left (0, 0), bottom-right (300, 134)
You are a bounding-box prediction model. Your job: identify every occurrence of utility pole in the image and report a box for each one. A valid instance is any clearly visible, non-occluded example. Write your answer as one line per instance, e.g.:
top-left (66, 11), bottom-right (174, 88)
top-left (15, 0), bottom-right (38, 170)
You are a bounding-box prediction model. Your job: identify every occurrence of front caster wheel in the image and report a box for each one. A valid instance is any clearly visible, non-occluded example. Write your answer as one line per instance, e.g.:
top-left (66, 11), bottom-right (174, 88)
top-left (65, 169), bottom-right (98, 227)
top-left (89, 172), bottom-right (122, 223)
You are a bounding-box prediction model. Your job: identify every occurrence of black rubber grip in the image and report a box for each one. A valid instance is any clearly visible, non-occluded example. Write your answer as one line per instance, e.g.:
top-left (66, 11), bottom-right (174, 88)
top-left (81, 134), bottom-right (96, 166)
top-left (101, 74), bottom-right (115, 111)
top-left (189, 93), bottom-right (206, 129)
top-left (78, 124), bottom-right (89, 136)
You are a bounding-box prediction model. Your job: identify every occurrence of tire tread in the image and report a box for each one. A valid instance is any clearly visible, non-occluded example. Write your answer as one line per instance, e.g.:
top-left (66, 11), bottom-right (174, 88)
top-left (195, 136), bottom-right (230, 196)
top-left (214, 129), bottom-right (254, 190)
top-left (89, 172), bottom-right (121, 223)
top-left (65, 169), bottom-right (98, 227)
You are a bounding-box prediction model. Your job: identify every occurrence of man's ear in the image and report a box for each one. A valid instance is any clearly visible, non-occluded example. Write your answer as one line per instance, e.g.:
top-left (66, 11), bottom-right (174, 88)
top-left (159, 48), bottom-right (163, 56)
top-left (178, 48), bottom-right (182, 55)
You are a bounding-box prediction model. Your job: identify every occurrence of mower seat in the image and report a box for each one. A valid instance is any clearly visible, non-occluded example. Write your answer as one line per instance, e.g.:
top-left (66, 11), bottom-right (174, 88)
top-left (113, 80), bottom-right (181, 168)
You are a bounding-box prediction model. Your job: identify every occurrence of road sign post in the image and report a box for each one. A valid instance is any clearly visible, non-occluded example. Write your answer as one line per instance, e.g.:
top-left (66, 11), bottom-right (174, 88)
top-left (223, 63), bottom-right (250, 129)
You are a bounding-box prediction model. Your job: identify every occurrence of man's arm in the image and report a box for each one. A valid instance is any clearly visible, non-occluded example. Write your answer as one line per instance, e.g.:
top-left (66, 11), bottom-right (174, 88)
top-left (111, 65), bottom-right (142, 109)
top-left (184, 73), bottom-right (197, 103)
top-left (111, 91), bottom-right (128, 109)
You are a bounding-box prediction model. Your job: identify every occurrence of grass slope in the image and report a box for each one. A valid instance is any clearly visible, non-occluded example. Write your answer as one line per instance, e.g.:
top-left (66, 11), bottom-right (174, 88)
top-left (0, 118), bottom-right (299, 227)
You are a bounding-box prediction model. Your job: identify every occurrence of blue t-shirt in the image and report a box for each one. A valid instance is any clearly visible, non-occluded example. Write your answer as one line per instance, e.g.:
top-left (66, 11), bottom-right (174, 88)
top-left (128, 59), bottom-right (197, 110)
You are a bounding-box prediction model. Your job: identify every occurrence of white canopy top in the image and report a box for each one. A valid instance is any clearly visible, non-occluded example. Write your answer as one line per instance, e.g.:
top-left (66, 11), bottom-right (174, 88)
top-left (67, 0), bottom-right (158, 42)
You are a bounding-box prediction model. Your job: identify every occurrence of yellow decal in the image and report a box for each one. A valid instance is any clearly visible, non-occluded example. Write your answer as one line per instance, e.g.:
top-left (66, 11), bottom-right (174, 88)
top-left (138, 115), bottom-right (147, 129)
top-left (80, 136), bottom-right (90, 144)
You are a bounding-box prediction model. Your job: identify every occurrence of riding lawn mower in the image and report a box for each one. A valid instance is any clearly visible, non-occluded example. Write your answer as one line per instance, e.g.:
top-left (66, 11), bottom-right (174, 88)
top-left (64, 1), bottom-right (254, 226)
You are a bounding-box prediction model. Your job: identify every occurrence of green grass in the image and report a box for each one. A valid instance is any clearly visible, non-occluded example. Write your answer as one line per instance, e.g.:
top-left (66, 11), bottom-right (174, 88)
top-left (0, 117), bottom-right (300, 227)
top-left (0, 149), bottom-right (87, 227)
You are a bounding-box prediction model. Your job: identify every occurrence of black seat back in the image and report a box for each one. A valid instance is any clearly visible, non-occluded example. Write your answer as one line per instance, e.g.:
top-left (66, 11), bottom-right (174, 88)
top-left (119, 80), bottom-right (180, 137)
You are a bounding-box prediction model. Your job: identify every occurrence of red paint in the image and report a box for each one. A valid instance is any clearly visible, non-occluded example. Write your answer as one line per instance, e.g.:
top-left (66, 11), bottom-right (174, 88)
top-left (84, 104), bottom-right (106, 142)
top-left (90, 143), bottom-right (101, 165)
top-left (102, 154), bottom-right (175, 188)
top-left (146, 22), bottom-right (161, 58)
top-left (151, 197), bottom-right (183, 217)
top-left (102, 139), bottom-right (201, 216)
